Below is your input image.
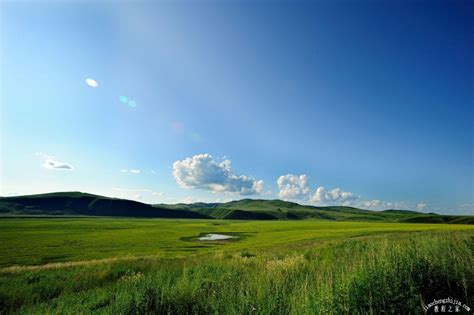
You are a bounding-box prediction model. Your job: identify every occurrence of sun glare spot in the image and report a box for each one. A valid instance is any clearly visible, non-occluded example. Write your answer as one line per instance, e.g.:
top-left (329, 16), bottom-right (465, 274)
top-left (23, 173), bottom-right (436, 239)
top-left (85, 78), bottom-right (98, 88)
top-left (119, 96), bottom-right (129, 104)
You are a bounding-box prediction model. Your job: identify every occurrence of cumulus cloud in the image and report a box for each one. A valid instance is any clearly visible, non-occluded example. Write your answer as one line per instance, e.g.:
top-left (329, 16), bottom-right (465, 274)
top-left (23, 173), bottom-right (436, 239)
top-left (357, 199), bottom-right (383, 210)
top-left (274, 173), bottom-right (438, 211)
top-left (350, 199), bottom-right (433, 212)
top-left (273, 173), bottom-right (433, 210)
top-left (172, 153), bottom-right (264, 195)
top-left (310, 187), bottom-right (359, 206)
top-left (274, 173), bottom-right (463, 213)
top-left (276, 174), bottom-right (359, 205)
top-left (36, 153), bottom-right (74, 171)
top-left (277, 174), bottom-right (311, 200)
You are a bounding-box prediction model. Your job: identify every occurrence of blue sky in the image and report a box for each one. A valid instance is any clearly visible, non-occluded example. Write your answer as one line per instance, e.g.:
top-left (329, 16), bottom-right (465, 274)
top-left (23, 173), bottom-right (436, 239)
top-left (1, 0), bottom-right (472, 214)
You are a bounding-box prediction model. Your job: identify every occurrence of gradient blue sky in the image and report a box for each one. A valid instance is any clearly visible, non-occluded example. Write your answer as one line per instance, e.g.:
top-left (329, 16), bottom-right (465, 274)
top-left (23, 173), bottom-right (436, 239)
top-left (1, 0), bottom-right (472, 214)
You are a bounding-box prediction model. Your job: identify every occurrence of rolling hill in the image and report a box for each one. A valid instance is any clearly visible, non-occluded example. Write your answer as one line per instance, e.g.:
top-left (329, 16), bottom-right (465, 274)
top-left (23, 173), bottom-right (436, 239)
top-left (1, 192), bottom-right (472, 223)
top-left (0, 192), bottom-right (209, 219)
top-left (160, 198), bottom-right (474, 223)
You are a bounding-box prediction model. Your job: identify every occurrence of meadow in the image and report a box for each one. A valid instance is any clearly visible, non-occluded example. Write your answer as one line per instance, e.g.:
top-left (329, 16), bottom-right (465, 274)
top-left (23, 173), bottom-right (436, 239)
top-left (0, 218), bottom-right (473, 314)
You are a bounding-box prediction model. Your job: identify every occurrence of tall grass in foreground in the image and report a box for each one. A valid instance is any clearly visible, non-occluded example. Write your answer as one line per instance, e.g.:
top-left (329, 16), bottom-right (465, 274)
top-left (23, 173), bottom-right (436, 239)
top-left (0, 231), bottom-right (472, 314)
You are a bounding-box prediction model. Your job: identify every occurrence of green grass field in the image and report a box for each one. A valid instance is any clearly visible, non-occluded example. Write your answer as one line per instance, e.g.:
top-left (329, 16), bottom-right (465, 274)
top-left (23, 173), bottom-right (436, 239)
top-left (1, 218), bottom-right (473, 313)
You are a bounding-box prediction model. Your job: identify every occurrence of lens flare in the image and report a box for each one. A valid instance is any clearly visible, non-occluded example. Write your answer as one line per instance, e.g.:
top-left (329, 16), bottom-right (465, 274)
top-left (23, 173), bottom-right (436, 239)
top-left (85, 78), bottom-right (98, 88)
top-left (119, 96), bottom-right (128, 104)
top-left (128, 100), bottom-right (137, 107)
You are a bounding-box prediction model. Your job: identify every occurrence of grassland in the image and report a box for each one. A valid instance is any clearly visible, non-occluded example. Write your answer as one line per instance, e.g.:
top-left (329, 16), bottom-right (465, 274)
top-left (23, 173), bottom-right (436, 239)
top-left (0, 218), bottom-right (473, 314)
top-left (1, 218), bottom-right (473, 267)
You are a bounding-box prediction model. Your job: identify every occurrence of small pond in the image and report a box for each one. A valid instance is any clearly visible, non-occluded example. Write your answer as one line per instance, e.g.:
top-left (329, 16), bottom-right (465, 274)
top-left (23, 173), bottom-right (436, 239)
top-left (198, 233), bottom-right (235, 241)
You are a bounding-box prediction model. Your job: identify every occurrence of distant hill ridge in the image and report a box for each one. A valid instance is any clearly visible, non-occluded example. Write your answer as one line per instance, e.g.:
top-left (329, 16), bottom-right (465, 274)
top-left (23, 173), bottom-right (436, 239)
top-left (0, 192), bottom-right (209, 219)
top-left (0, 192), bottom-right (472, 224)
top-left (157, 198), bottom-right (473, 224)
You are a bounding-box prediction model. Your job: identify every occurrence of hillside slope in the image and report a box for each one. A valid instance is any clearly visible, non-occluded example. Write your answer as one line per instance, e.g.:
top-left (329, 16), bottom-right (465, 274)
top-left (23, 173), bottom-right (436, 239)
top-left (1, 193), bottom-right (471, 223)
top-left (158, 199), bottom-right (473, 223)
top-left (0, 192), bottom-right (209, 219)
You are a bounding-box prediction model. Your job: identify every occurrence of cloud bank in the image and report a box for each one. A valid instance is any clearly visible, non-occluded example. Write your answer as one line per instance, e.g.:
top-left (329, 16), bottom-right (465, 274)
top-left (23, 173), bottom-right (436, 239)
top-left (173, 153), bottom-right (264, 195)
top-left (276, 173), bottom-right (431, 211)
top-left (276, 174), bottom-right (359, 205)
top-left (310, 187), bottom-right (359, 204)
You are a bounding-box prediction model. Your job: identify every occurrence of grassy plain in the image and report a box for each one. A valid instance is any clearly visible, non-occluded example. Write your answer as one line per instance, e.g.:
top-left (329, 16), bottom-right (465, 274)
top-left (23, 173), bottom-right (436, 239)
top-left (0, 218), bottom-right (473, 313)
top-left (1, 218), bottom-right (473, 267)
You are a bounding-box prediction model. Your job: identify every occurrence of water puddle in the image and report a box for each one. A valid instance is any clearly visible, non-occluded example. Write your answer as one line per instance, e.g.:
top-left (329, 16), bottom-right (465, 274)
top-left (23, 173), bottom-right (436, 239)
top-left (198, 233), bottom-right (235, 241)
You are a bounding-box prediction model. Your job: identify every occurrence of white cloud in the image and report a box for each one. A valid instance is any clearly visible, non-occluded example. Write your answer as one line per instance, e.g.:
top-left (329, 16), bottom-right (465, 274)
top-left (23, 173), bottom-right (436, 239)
top-left (274, 173), bottom-right (432, 211)
top-left (457, 203), bottom-right (474, 215)
top-left (276, 174), bottom-right (358, 205)
top-left (172, 153), bottom-right (264, 195)
top-left (277, 174), bottom-right (311, 200)
top-left (350, 199), bottom-right (433, 212)
top-left (310, 187), bottom-right (359, 206)
top-left (416, 201), bottom-right (428, 211)
top-left (120, 169), bottom-right (140, 174)
top-left (1, 192), bottom-right (20, 197)
top-left (357, 199), bottom-right (382, 209)
top-left (132, 193), bottom-right (143, 200)
top-left (111, 188), bottom-right (166, 202)
top-left (36, 153), bottom-right (74, 171)
top-left (387, 201), bottom-right (411, 210)
top-left (43, 158), bottom-right (74, 170)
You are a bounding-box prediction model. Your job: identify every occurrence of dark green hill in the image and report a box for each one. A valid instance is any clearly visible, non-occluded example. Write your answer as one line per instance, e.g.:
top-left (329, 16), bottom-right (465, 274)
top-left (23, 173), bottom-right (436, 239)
top-left (0, 192), bottom-right (209, 219)
top-left (382, 209), bottom-right (424, 215)
top-left (158, 198), bottom-right (472, 223)
top-left (398, 215), bottom-right (474, 224)
top-left (1, 192), bottom-right (471, 223)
